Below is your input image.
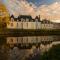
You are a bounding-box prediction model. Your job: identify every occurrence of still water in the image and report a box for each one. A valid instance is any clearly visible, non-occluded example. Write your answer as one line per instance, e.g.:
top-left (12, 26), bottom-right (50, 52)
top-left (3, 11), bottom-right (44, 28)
top-left (0, 36), bottom-right (60, 60)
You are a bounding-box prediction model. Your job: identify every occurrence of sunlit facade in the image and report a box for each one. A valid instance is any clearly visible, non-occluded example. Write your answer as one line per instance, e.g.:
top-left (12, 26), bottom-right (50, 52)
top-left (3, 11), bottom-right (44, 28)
top-left (7, 15), bottom-right (54, 29)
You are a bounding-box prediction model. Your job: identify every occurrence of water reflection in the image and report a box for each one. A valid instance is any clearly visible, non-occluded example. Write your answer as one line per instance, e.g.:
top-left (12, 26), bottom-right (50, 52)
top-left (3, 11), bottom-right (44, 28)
top-left (0, 36), bottom-right (60, 60)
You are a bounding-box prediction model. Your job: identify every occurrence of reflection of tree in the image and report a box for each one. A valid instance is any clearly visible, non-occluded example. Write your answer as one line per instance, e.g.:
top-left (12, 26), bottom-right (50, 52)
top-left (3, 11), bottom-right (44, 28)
top-left (0, 37), bottom-right (9, 60)
top-left (0, 45), bottom-right (9, 60)
top-left (41, 44), bottom-right (60, 60)
top-left (0, 37), bottom-right (6, 45)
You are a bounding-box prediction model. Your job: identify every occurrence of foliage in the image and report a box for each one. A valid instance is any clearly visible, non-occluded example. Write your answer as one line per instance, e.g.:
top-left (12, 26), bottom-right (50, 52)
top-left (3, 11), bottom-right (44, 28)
top-left (41, 44), bottom-right (60, 60)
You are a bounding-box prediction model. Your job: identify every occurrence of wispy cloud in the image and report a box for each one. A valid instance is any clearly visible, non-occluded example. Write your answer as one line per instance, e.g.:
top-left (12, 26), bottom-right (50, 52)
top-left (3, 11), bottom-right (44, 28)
top-left (39, 2), bottom-right (60, 20)
top-left (2, 0), bottom-right (60, 21)
top-left (3, 0), bottom-right (37, 17)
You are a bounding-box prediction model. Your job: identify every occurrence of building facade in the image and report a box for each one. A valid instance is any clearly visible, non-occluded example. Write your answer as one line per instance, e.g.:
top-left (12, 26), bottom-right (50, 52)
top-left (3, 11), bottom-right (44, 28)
top-left (7, 15), bottom-right (54, 29)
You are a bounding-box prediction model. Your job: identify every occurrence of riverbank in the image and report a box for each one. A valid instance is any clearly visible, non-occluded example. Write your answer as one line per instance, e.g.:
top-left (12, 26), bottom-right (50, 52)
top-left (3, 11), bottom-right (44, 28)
top-left (0, 29), bottom-right (60, 37)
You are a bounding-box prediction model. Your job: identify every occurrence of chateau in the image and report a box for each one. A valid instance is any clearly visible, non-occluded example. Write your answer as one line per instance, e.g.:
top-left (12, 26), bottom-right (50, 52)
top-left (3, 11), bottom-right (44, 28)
top-left (7, 15), bottom-right (54, 29)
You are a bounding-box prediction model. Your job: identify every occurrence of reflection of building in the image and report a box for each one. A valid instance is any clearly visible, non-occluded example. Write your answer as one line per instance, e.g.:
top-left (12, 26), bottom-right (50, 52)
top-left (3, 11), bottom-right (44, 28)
top-left (7, 36), bottom-right (53, 45)
top-left (53, 23), bottom-right (60, 29)
top-left (7, 36), bottom-right (54, 49)
top-left (7, 15), bottom-right (54, 29)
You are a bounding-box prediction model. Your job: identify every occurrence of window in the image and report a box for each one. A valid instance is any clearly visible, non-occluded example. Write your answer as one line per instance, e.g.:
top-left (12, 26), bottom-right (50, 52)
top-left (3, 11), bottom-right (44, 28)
top-left (17, 23), bottom-right (18, 27)
top-left (11, 23), bottom-right (13, 26)
top-left (10, 38), bottom-right (13, 43)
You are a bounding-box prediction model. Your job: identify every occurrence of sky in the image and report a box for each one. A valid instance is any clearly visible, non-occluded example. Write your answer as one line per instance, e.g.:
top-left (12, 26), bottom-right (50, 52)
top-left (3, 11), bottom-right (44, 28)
top-left (1, 0), bottom-right (60, 22)
top-left (2, 0), bottom-right (60, 6)
top-left (27, 0), bottom-right (53, 6)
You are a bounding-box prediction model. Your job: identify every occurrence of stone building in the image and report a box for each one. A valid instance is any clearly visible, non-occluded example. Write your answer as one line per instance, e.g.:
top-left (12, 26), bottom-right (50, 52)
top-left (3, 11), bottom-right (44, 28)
top-left (7, 15), bottom-right (54, 29)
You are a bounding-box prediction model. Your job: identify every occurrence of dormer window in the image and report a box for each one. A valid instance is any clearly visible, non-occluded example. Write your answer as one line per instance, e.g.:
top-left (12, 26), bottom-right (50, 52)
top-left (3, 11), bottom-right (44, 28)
top-left (35, 15), bottom-right (40, 22)
top-left (35, 16), bottom-right (39, 22)
top-left (11, 18), bottom-right (14, 22)
top-left (35, 19), bottom-right (38, 22)
top-left (21, 18), bottom-right (25, 22)
top-left (26, 19), bottom-right (29, 22)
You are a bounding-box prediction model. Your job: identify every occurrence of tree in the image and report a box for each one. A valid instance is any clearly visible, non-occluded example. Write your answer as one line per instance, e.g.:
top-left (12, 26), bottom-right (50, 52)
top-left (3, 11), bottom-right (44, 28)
top-left (0, 3), bottom-right (10, 28)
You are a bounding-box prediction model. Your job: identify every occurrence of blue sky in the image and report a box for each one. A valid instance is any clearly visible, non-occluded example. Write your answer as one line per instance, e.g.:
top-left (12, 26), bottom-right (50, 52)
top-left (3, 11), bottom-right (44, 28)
top-left (2, 0), bottom-right (60, 6)
top-left (27, 0), bottom-right (59, 6)
top-left (27, 0), bottom-right (52, 5)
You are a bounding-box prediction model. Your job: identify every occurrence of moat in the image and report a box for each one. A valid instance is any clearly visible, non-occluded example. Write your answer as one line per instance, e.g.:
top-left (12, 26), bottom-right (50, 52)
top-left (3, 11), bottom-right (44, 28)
top-left (0, 35), bottom-right (60, 60)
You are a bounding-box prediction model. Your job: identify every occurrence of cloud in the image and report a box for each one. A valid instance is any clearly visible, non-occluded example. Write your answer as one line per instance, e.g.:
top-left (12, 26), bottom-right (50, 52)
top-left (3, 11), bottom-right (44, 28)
top-left (38, 2), bottom-right (60, 20)
top-left (3, 0), bottom-right (60, 22)
top-left (3, 0), bottom-right (37, 18)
